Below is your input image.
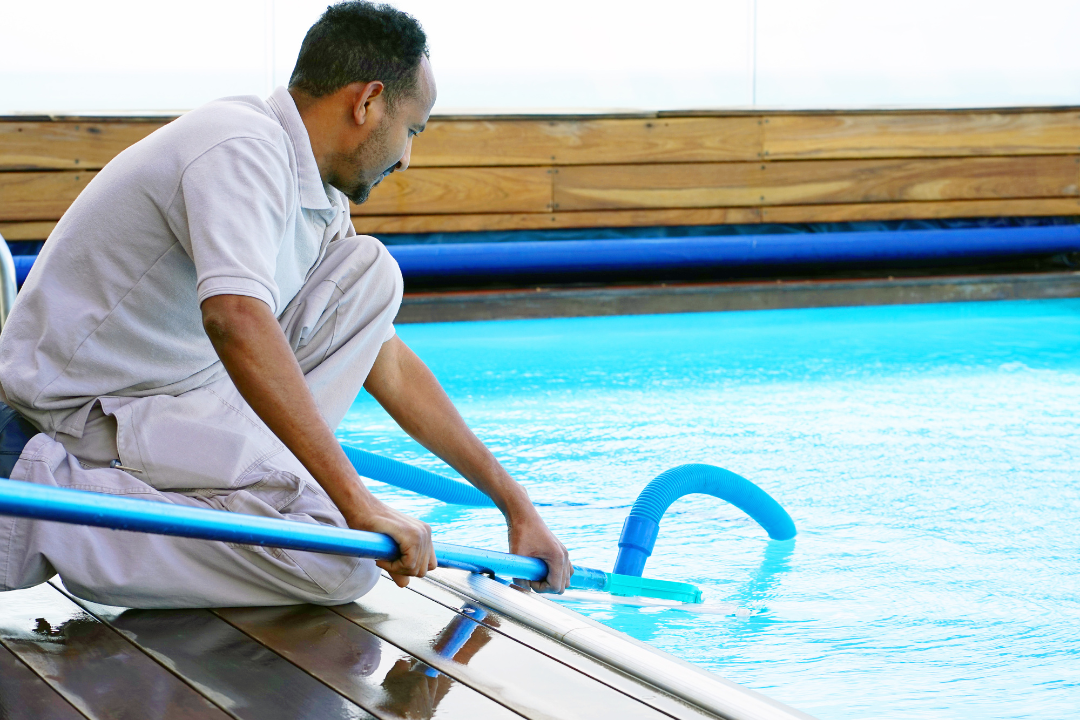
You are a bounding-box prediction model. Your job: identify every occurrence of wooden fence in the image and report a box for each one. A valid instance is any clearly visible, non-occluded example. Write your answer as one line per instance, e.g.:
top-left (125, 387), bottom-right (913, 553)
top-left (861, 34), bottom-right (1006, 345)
top-left (2, 108), bottom-right (1079, 243)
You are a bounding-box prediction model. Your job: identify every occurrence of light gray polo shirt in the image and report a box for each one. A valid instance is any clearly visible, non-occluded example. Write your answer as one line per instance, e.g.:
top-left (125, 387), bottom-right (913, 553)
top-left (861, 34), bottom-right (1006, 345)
top-left (0, 87), bottom-right (359, 437)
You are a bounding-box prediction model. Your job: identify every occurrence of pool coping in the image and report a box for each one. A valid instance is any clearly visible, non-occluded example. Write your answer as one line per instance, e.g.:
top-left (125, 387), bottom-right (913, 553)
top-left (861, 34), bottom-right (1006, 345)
top-left (397, 270), bottom-right (1080, 323)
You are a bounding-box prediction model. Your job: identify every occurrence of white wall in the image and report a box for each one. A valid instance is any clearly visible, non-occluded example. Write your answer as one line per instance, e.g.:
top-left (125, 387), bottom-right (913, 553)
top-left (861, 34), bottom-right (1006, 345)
top-left (1, 0), bottom-right (1077, 114)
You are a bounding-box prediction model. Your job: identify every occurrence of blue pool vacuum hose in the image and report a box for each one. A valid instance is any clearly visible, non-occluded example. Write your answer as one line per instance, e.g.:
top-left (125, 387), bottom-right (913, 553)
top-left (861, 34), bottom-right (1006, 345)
top-left (0, 478), bottom-right (698, 599)
top-left (614, 464), bottom-right (796, 577)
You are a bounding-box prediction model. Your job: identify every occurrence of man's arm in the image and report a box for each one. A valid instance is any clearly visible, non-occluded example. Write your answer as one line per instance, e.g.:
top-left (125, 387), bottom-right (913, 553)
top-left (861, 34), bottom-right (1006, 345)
top-left (364, 335), bottom-right (573, 593)
top-left (201, 294), bottom-right (435, 587)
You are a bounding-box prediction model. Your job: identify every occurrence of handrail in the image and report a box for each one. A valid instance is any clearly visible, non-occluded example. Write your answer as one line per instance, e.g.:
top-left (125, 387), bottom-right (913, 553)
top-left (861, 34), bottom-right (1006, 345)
top-left (0, 232), bottom-right (17, 331)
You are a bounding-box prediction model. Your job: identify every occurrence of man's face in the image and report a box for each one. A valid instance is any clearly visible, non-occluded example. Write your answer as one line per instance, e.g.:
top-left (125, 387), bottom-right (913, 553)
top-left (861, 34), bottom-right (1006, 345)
top-left (336, 57), bottom-right (437, 206)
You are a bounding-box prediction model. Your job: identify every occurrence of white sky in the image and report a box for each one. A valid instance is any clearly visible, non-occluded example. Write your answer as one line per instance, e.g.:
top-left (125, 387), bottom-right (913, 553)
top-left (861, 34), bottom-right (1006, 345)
top-left (1, 0), bottom-right (1078, 113)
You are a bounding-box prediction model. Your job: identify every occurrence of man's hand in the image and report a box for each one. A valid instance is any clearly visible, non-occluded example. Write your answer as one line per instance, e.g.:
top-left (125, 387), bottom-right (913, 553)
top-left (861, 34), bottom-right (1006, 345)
top-left (365, 336), bottom-right (574, 593)
top-left (202, 294), bottom-right (435, 586)
top-left (508, 508), bottom-right (573, 593)
top-left (344, 496), bottom-right (436, 587)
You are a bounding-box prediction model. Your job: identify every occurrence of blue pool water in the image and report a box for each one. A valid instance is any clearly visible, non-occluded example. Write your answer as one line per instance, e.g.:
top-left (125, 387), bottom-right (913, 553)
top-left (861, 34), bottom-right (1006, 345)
top-left (336, 298), bottom-right (1080, 720)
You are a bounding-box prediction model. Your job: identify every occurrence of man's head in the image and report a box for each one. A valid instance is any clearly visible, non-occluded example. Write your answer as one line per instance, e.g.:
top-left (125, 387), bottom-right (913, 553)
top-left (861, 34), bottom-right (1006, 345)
top-left (289, 2), bottom-right (436, 205)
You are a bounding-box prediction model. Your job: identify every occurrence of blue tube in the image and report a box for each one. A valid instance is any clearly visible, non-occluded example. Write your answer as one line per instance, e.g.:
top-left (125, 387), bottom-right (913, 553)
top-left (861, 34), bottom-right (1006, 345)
top-left (14, 256), bottom-right (34, 286)
top-left (341, 443), bottom-right (495, 507)
top-left (0, 477), bottom-right (597, 587)
top-left (387, 226), bottom-right (1080, 278)
top-left (613, 464), bottom-right (796, 577)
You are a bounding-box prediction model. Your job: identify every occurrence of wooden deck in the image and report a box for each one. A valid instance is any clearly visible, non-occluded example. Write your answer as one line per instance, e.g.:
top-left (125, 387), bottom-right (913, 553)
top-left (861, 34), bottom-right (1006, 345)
top-left (0, 575), bottom-right (722, 720)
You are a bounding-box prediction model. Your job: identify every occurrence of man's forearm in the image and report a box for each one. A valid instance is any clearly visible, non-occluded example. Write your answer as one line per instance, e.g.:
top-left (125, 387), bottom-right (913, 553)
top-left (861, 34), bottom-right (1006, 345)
top-left (202, 295), bottom-right (370, 513)
top-left (200, 294), bottom-right (436, 585)
top-left (363, 336), bottom-right (533, 517)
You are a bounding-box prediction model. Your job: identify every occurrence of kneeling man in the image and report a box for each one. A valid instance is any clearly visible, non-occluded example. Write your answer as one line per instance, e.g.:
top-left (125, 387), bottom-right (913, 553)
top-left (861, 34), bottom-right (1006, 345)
top-left (0, 1), bottom-right (571, 608)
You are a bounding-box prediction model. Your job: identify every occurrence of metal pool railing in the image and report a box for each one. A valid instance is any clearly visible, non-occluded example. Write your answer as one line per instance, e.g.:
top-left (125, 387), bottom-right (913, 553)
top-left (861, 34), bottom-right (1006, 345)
top-left (0, 232), bottom-right (17, 329)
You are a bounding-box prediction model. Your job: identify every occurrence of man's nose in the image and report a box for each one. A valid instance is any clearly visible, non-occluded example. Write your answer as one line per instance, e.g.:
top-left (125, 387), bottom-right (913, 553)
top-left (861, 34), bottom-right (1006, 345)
top-left (395, 137), bottom-right (414, 172)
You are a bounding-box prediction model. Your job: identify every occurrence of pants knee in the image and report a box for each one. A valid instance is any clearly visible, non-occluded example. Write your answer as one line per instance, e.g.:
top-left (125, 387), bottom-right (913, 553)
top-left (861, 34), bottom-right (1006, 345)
top-left (309, 557), bottom-right (380, 606)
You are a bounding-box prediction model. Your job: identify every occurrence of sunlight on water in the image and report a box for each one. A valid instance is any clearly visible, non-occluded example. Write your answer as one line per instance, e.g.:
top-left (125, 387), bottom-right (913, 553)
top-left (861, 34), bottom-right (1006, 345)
top-left (337, 299), bottom-right (1080, 720)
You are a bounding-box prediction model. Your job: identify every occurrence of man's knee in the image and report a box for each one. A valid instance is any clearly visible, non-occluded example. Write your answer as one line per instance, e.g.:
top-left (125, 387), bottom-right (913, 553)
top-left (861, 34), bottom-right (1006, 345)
top-left (308, 557), bottom-right (380, 605)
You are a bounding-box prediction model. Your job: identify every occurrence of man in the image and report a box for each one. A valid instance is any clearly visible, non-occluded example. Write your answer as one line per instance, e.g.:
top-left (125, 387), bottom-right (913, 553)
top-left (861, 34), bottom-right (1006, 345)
top-left (0, 1), bottom-right (572, 608)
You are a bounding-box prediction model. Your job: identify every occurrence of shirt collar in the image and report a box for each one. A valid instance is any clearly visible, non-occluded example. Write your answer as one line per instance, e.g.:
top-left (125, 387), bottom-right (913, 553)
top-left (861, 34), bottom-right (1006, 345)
top-left (267, 86), bottom-right (333, 211)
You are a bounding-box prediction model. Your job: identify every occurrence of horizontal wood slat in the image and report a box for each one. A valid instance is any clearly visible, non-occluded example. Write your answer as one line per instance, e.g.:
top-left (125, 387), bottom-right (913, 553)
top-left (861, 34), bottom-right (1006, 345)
top-left (0, 171), bottom-right (96, 221)
top-left (759, 197), bottom-right (1080, 224)
top-left (351, 166), bottom-right (553, 215)
top-left (762, 111), bottom-right (1080, 160)
top-left (349, 198), bottom-right (1080, 235)
top-left (0, 122), bottom-right (166, 170)
top-left (553, 156), bottom-right (1080, 211)
top-left (412, 116), bottom-right (762, 166)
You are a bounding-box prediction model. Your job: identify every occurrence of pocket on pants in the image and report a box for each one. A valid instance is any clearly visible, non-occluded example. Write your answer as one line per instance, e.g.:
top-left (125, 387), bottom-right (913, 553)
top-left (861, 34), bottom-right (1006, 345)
top-left (101, 387), bottom-right (285, 490)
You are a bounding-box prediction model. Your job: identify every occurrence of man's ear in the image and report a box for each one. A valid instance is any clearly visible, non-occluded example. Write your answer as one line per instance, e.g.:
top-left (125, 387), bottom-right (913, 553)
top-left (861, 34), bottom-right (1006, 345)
top-left (351, 81), bottom-right (386, 127)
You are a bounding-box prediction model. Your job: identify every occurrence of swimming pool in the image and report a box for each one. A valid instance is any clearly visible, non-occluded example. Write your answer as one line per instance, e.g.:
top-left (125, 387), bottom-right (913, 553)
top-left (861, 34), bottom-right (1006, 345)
top-left (336, 298), bottom-right (1080, 720)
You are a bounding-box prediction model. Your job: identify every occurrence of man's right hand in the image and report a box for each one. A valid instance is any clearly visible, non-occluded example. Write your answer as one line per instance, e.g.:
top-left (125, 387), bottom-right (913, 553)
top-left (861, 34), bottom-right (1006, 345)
top-left (345, 495), bottom-right (437, 587)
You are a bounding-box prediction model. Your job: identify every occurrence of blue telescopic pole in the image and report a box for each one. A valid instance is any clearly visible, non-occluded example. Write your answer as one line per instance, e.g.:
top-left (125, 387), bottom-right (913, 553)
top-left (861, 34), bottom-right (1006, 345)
top-left (0, 478), bottom-right (610, 591)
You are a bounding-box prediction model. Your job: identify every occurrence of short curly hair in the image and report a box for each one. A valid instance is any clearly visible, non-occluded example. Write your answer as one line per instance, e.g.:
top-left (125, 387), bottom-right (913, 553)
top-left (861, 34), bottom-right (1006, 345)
top-left (289, 2), bottom-right (428, 108)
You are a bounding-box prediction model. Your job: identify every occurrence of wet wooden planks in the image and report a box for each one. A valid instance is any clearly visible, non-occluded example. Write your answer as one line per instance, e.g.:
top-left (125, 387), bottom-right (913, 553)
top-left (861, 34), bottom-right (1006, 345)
top-left (329, 578), bottom-right (680, 720)
top-left (0, 583), bottom-right (230, 719)
top-left (0, 577), bottom-right (687, 719)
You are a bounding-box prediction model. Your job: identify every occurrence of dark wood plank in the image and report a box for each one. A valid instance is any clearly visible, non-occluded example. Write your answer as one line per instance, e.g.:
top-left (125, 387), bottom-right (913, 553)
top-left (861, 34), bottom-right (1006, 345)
top-left (0, 584), bottom-right (229, 720)
top-left (351, 207), bottom-right (762, 234)
top-left (553, 156), bottom-right (1080, 211)
top-left (330, 577), bottom-right (673, 720)
top-left (762, 111), bottom-right (1080, 160)
top-left (216, 604), bottom-right (521, 720)
top-left (0, 122), bottom-right (166, 171)
top-left (411, 117), bottom-right (761, 167)
top-left (760, 197), bottom-right (1080, 223)
top-left (405, 578), bottom-right (717, 720)
top-left (0, 220), bottom-right (56, 241)
top-left (0, 171), bottom-right (96, 222)
top-left (352, 167), bottom-right (552, 216)
top-left (55, 588), bottom-right (375, 720)
top-left (0, 641), bottom-right (87, 720)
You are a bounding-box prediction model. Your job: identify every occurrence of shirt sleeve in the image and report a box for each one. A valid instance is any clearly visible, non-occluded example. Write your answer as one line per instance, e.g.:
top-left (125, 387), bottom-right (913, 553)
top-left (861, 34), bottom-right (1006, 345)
top-left (173, 137), bottom-right (293, 313)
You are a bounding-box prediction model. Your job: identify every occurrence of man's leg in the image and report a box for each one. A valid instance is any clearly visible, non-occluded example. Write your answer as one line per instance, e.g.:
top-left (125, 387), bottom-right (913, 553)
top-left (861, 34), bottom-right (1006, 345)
top-left (0, 235), bottom-right (402, 608)
top-left (0, 431), bottom-right (379, 608)
top-left (278, 234), bottom-right (404, 427)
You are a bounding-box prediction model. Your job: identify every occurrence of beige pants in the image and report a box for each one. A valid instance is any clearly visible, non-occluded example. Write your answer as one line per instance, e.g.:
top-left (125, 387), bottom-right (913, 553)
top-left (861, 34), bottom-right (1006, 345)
top-left (0, 235), bottom-right (403, 608)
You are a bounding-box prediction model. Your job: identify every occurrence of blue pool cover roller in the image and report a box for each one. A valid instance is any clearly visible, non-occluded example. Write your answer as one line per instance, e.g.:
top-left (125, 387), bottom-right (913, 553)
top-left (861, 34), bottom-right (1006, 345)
top-left (13, 225), bottom-right (1080, 285)
top-left (614, 464), bottom-right (797, 577)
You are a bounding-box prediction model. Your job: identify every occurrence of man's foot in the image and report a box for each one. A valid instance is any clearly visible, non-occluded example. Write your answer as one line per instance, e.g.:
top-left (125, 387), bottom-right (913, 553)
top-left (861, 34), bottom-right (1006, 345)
top-left (0, 403), bottom-right (37, 479)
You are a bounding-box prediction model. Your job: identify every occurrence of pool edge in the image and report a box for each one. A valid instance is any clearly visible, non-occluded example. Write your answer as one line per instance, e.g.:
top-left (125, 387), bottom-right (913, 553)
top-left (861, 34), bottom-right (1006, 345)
top-left (398, 270), bottom-right (1080, 323)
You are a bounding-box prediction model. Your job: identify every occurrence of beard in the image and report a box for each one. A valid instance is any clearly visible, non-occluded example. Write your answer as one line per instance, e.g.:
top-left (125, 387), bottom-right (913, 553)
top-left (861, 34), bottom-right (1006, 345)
top-left (344, 167), bottom-right (392, 206)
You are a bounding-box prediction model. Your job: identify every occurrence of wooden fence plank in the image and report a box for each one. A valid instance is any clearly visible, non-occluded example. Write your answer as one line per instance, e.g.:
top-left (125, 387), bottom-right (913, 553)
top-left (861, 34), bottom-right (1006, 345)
top-left (352, 166), bottom-right (553, 215)
top-left (763, 111), bottom-right (1080, 160)
top-left (0, 122), bottom-right (167, 171)
top-left (554, 156), bottom-right (1080, 211)
top-left (0, 171), bottom-right (96, 222)
top-left (760, 197), bottom-right (1080, 223)
top-left (0, 220), bottom-right (57, 241)
top-left (412, 117), bottom-right (762, 167)
top-left (353, 208), bottom-right (762, 234)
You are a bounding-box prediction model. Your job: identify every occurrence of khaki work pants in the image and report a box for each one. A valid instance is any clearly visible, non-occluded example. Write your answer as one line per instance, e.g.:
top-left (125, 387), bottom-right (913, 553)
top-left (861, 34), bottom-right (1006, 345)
top-left (0, 235), bottom-right (403, 608)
